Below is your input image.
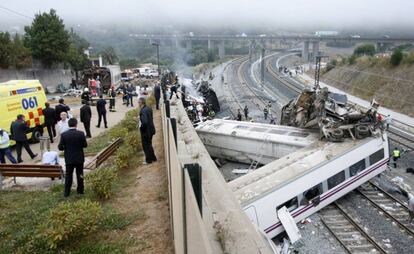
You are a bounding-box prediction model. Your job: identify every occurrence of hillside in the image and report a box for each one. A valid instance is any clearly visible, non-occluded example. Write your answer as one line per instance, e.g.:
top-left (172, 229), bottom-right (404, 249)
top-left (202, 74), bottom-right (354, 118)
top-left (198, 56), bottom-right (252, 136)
top-left (321, 56), bottom-right (414, 117)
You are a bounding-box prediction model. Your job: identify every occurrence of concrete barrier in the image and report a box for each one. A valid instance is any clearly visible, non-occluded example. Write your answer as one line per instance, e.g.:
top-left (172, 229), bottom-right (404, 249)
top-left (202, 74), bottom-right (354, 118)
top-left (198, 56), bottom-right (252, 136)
top-left (161, 98), bottom-right (275, 254)
top-left (0, 68), bottom-right (73, 89)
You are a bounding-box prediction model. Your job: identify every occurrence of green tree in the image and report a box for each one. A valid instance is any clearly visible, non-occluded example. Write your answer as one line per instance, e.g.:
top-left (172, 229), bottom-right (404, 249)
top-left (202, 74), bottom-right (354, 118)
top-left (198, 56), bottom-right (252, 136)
top-left (24, 9), bottom-right (70, 67)
top-left (100, 46), bottom-right (119, 65)
top-left (353, 44), bottom-right (376, 56)
top-left (186, 48), bottom-right (208, 66)
top-left (66, 31), bottom-right (89, 79)
top-left (11, 34), bottom-right (32, 69)
top-left (390, 48), bottom-right (403, 66)
top-left (119, 58), bottom-right (140, 69)
top-left (0, 32), bottom-right (13, 68)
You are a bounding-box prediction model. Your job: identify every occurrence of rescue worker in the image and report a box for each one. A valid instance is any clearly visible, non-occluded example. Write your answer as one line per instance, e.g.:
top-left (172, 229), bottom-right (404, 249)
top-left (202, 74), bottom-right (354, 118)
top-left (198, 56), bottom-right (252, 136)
top-left (244, 106), bottom-right (249, 120)
top-left (109, 86), bottom-right (116, 112)
top-left (392, 147), bottom-right (401, 168)
top-left (81, 88), bottom-right (91, 103)
top-left (386, 114), bottom-right (392, 130)
top-left (236, 109), bottom-right (242, 121)
top-left (0, 128), bottom-right (17, 164)
top-left (263, 107), bottom-right (269, 121)
top-left (377, 113), bottom-right (383, 130)
top-left (169, 82), bottom-right (179, 99)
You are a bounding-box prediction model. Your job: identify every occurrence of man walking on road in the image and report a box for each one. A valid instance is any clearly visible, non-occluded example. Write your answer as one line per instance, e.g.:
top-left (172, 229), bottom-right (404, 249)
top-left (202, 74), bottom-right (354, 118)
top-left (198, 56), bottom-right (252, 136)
top-left (58, 118), bottom-right (87, 197)
top-left (154, 82), bottom-right (161, 110)
top-left (96, 95), bottom-right (108, 128)
top-left (55, 98), bottom-right (70, 121)
top-left (0, 128), bottom-right (17, 164)
top-left (126, 84), bottom-right (134, 107)
top-left (80, 100), bottom-right (92, 138)
top-left (138, 97), bottom-right (157, 164)
top-left (42, 102), bottom-right (57, 143)
top-left (10, 114), bottom-right (37, 163)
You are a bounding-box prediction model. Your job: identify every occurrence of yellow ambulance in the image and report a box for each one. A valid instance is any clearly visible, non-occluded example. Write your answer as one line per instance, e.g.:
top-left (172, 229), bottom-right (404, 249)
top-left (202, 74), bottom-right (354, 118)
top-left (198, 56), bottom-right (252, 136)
top-left (0, 80), bottom-right (47, 144)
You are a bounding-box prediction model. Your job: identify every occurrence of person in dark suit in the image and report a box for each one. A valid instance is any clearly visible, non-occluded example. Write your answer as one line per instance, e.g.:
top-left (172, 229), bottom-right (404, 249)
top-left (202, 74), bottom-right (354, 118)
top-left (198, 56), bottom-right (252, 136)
top-left (138, 97), bottom-right (157, 164)
top-left (80, 100), bottom-right (92, 138)
top-left (42, 102), bottom-right (57, 143)
top-left (58, 118), bottom-right (87, 197)
top-left (55, 98), bottom-right (70, 121)
top-left (169, 82), bottom-right (179, 99)
top-left (96, 95), bottom-right (108, 128)
top-left (10, 114), bottom-right (37, 163)
top-left (154, 83), bottom-right (161, 110)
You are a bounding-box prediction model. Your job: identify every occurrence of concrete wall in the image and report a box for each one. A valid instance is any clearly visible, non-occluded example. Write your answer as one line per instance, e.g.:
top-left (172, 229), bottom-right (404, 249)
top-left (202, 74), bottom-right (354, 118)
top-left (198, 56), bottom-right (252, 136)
top-left (162, 97), bottom-right (275, 254)
top-left (0, 68), bottom-right (74, 90)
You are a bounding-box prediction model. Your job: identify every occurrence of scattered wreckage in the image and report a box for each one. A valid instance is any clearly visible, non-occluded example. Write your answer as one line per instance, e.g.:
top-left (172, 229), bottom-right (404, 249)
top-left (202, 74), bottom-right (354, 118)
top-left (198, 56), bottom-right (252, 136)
top-left (280, 87), bottom-right (380, 141)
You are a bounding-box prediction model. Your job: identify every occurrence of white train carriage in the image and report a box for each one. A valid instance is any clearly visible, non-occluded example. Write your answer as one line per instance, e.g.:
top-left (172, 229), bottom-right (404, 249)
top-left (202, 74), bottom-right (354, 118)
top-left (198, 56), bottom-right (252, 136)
top-left (228, 132), bottom-right (389, 238)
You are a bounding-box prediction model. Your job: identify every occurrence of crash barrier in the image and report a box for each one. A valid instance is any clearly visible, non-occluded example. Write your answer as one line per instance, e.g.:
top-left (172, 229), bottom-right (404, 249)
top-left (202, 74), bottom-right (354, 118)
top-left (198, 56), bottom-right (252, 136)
top-left (0, 164), bottom-right (64, 189)
top-left (162, 102), bottom-right (212, 254)
top-left (84, 138), bottom-right (123, 170)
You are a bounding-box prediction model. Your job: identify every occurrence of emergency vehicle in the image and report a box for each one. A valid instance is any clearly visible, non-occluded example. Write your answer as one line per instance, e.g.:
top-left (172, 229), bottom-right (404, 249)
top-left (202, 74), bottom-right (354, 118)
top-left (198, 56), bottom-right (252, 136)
top-left (0, 80), bottom-right (47, 144)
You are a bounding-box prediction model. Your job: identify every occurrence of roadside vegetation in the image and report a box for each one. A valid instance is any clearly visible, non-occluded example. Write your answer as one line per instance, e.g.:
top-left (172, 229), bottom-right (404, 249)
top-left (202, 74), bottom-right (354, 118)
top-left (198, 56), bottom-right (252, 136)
top-left (322, 43), bottom-right (414, 116)
top-left (0, 99), bottom-right (157, 253)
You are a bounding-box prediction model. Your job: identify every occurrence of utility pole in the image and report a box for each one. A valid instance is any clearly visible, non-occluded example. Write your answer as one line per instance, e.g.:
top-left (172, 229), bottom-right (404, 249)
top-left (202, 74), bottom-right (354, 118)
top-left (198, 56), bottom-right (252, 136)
top-left (314, 53), bottom-right (328, 91)
top-left (261, 47), bottom-right (265, 86)
top-left (151, 41), bottom-right (161, 79)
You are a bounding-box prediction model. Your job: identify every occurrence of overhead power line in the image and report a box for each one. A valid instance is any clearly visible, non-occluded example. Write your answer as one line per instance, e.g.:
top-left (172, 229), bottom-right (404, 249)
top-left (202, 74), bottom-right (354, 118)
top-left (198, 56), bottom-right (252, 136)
top-left (0, 4), bottom-right (33, 20)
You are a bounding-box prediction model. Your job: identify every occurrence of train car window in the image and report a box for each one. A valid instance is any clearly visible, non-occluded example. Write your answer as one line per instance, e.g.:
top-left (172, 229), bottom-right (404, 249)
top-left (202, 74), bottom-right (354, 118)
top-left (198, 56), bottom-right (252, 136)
top-left (369, 149), bottom-right (384, 166)
top-left (350, 159), bottom-right (366, 177)
top-left (276, 197), bottom-right (298, 212)
top-left (269, 129), bottom-right (287, 135)
top-left (289, 132), bottom-right (309, 138)
top-left (301, 183), bottom-right (323, 205)
top-left (328, 171), bottom-right (346, 189)
top-left (251, 127), bottom-right (267, 133)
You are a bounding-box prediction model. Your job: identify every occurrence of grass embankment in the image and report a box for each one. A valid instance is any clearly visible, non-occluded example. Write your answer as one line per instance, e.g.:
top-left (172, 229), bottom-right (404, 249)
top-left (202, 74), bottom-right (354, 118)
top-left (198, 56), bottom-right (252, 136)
top-left (0, 95), bottom-right (165, 253)
top-left (322, 55), bottom-right (414, 117)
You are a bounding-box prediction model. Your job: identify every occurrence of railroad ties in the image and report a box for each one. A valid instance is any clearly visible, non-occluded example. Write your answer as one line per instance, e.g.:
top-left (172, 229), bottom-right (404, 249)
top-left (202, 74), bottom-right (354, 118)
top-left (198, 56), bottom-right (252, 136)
top-left (357, 181), bottom-right (414, 239)
top-left (320, 203), bottom-right (387, 254)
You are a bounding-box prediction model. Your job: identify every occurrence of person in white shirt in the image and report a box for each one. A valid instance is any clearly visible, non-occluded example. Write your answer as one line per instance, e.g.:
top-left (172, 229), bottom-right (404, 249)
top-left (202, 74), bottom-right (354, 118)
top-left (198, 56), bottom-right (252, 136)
top-left (42, 149), bottom-right (59, 165)
top-left (386, 114), bottom-right (392, 130)
top-left (57, 112), bottom-right (70, 134)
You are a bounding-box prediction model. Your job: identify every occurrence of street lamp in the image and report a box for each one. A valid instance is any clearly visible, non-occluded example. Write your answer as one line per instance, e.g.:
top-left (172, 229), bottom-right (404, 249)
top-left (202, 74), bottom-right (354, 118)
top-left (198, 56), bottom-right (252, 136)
top-left (151, 41), bottom-right (161, 78)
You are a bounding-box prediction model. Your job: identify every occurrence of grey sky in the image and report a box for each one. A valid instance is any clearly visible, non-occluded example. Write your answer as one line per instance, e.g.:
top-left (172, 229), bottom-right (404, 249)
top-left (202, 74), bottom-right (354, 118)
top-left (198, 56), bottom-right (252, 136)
top-left (0, 0), bottom-right (413, 31)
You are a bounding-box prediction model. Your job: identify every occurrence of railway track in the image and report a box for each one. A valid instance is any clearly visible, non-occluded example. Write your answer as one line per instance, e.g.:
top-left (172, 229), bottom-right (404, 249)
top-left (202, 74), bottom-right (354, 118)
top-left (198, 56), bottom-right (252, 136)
top-left (320, 202), bottom-right (387, 254)
top-left (357, 181), bottom-right (414, 238)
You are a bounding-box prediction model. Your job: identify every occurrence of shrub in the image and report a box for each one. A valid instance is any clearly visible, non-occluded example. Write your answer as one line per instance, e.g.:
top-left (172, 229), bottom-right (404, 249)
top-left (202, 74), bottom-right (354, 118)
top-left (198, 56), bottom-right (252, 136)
top-left (109, 126), bottom-right (128, 139)
top-left (40, 199), bottom-right (103, 249)
top-left (390, 48), bottom-right (403, 66)
top-left (114, 145), bottom-right (134, 170)
top-left (353, 44), bottom-right (376, 56)
top-left (348, 55), bottom-right (356, 65)
top-left (85, 167), bottom-right (118, 200)
top-left (125, 130), bottom-right (141, 151)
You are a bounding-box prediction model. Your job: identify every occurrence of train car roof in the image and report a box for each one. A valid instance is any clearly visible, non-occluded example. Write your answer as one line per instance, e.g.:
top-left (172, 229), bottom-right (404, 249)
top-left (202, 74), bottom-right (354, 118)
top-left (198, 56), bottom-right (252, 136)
top-left (196, 119), bottom-right (318, 147)
top-left (228, 135), bottom-right (375, 206)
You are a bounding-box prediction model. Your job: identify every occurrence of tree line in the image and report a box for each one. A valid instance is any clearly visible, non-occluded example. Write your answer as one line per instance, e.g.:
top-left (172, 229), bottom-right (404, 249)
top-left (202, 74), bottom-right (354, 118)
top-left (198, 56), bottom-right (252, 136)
top-left (0, 9), bottom-right (89, 70)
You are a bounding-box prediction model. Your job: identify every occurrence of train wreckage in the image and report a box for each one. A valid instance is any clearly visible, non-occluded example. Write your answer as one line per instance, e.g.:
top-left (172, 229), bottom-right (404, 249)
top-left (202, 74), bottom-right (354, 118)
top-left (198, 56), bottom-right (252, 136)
top-left (280, 87), bottom-right (381, 141)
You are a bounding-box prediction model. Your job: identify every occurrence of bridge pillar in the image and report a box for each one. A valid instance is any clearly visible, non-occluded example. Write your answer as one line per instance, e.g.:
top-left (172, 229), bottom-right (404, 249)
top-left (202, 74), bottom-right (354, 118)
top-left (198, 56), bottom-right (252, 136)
top-left (207, 39), bottom-right (212, 50)
top-left (302, 41), bottom-right (310, 61)
top-left (312, 41), bottom-right (320, 60)
top-left (218, 40), bottom-right (225, 59)
top-left (174, 38), bottom-right (179, 48)
top-left (186, 40), bottom-right (192, 50)
top-left (248, 40), bottom-right (254, 63)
